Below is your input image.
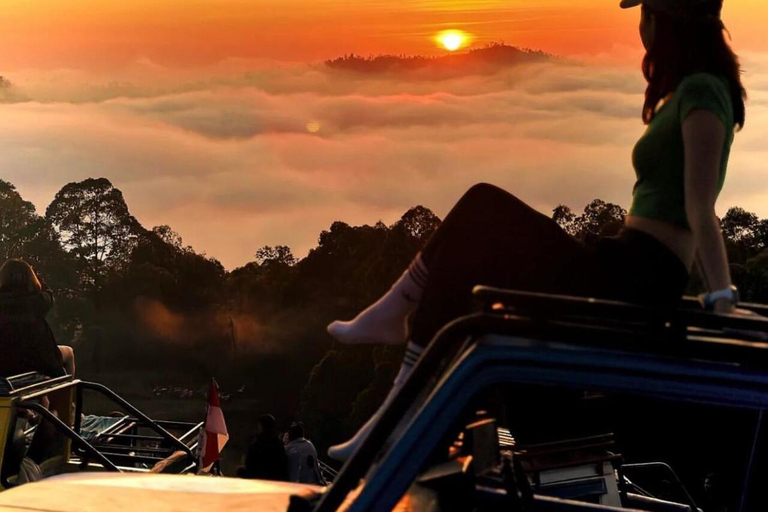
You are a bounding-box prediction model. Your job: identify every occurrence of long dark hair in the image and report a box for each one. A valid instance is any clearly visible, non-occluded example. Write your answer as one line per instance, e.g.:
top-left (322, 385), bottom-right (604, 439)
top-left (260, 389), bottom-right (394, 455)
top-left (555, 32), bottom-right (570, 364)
top-left (641, 4), bottom-right (746, 128)
top-left (0, 259), bottom-right (42, 293)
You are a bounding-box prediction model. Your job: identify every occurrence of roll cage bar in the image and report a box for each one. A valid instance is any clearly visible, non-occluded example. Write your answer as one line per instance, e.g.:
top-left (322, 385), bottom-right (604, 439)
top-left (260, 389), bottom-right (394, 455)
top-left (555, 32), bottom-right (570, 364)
top-left (314, 288), bottom-right (768, 512)
top-left (72, 381), bottom-right (198, 464)
top-left (1, 374), bottom-right (201, 486)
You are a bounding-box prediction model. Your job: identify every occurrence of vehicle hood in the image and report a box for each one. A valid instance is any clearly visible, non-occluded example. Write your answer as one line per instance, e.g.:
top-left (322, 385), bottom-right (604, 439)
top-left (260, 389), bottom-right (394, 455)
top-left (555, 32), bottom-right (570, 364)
top-left (0, 473), bottom-right (322, 512)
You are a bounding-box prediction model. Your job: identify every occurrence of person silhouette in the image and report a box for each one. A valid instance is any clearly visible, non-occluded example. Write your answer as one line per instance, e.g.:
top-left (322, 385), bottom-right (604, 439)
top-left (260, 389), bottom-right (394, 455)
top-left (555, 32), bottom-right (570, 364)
top-left (238, 414), bottom-right (288, 481)
top-left (0, 259), bottom-right (73, 377)
top-left (284, 423), bottom-right (326, 485)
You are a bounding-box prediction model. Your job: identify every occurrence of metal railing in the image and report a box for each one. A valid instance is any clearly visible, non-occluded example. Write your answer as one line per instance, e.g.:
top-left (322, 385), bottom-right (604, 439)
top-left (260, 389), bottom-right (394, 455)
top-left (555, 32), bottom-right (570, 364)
top-left (6, 378), bottom-right (199, 476)
top-left (15, 401), bottom-right (119, 472)
top-left (74, 381), bottom-right (196, 460)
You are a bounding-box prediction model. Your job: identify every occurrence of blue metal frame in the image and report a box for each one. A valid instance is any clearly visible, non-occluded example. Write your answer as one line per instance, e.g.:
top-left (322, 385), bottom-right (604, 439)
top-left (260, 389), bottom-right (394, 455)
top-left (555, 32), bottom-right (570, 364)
top-left (346, 335), bottom-right (768, 512)
top-left (314, 288), bottom-right (768, 512)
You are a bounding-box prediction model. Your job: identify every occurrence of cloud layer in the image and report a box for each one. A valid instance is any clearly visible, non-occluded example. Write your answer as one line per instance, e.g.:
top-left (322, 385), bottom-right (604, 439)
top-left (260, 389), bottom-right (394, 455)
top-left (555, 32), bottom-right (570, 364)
top-left (1, 55), bottom-right (767, 268)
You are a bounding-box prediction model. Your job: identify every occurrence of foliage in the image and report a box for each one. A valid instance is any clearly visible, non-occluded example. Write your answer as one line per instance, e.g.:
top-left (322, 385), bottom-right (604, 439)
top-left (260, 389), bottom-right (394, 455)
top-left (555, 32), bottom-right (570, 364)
top-left (739, 252), bottom-right (768, 303)
top-left (153, 225), bottom-right (184, 250)
top-left (255, 245), bottom-right (297, 267)
top-left (0, 180), bottom-right (79, 335)
top-left (553, 199), bottom-right (626, 240)
top-left (552, 205), bottom-right (577, 235)
top-left (394, 205), bottom-right (441, 242)
top-left (0, 179), bottom-right (52, 261)
top-left (45, 178), bottom-right (144, 290)
top-left (721, 207), bottom-right (768, 264)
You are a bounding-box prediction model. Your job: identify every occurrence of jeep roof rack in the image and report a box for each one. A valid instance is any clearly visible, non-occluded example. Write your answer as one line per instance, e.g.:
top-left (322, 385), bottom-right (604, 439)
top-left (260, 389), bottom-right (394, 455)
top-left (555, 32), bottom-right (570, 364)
top-left (315, 288), bottom-right (768, 512)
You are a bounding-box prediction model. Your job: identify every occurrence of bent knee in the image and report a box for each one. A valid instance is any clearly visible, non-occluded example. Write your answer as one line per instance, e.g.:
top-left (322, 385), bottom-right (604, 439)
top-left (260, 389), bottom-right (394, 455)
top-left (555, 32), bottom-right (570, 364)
top-left (59, 346), bottom-right (74, 361)
top-left (458, 183), bottom-right (518, 210)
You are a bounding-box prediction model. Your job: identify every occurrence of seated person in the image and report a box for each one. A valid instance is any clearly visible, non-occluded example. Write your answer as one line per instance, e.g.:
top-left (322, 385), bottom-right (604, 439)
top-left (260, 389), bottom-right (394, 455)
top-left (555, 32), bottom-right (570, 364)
top-left (238, 414), bottom-right (288, 481)
top-left (0, 259), bottom-right (73, 377)
top-left (284, 422), bottom-right (326, 485)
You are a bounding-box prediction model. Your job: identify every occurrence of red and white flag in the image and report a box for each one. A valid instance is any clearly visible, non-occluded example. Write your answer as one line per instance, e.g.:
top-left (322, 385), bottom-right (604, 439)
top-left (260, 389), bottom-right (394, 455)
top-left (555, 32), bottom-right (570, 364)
top-left (198, 379), bottom-right (229, 472)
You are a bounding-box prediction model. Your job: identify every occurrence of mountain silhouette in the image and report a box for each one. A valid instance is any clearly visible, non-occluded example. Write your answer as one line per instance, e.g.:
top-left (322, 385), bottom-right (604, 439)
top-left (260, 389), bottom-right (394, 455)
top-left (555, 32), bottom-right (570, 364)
top-left (325, 43), bottom-right (553, 76)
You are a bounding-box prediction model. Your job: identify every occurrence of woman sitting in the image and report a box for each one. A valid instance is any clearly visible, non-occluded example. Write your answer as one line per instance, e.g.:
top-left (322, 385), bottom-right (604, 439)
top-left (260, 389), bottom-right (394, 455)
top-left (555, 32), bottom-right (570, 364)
top-left (0, 259), bottom-right (74, 377)
top-left (325, 0), bottom-right (749, 461)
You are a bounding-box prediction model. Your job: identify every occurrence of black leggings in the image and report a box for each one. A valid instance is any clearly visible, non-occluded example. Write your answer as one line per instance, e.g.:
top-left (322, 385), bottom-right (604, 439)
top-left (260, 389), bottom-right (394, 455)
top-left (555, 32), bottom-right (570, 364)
top-left (410, 183), bottom-right (689, 347)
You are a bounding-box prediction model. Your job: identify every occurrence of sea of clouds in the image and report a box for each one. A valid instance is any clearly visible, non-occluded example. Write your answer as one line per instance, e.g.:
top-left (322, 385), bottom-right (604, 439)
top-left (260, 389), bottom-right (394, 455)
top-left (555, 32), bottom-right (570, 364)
top-left (1, 53), bottom-right (766, 268)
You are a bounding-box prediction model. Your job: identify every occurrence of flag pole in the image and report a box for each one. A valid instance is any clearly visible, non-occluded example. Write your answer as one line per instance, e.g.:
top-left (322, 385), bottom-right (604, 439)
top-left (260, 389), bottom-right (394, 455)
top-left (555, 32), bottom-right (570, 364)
top-left (197, 377), bottom-right (229, 474)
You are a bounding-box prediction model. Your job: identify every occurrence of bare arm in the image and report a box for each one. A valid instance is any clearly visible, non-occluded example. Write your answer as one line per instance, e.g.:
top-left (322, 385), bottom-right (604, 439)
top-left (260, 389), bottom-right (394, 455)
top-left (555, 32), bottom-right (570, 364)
top-left (682, 110), bottom-right (733, 312)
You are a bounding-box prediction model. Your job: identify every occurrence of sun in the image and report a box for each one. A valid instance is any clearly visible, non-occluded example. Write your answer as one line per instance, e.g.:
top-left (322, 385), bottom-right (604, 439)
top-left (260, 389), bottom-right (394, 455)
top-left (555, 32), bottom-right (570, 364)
top-left (436, 30), bottom-right (469, 52)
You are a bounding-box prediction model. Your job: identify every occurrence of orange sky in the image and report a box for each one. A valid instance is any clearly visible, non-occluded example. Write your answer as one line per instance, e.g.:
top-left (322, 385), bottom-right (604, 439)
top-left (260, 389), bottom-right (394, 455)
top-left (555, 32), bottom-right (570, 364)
top-left (1, 0), bottom-right (766, 70)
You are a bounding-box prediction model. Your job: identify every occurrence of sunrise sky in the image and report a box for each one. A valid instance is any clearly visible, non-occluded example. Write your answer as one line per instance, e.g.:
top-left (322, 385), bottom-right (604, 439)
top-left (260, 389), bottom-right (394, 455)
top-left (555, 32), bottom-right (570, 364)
top-left (1, 0), bottom-right (767, 267)
top-left (2, 0), bottom-right (768, 67)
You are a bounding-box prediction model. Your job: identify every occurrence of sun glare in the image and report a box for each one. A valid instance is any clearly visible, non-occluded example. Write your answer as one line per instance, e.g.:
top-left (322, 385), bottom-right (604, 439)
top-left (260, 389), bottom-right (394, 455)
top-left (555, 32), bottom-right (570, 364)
top-left (436, 30), bottom-right (469, 52)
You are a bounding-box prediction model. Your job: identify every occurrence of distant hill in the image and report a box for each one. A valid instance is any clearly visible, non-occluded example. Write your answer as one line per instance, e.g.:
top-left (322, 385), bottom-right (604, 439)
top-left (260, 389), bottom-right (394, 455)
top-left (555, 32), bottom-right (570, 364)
top-left (325, 43), bottom-right (553, 75)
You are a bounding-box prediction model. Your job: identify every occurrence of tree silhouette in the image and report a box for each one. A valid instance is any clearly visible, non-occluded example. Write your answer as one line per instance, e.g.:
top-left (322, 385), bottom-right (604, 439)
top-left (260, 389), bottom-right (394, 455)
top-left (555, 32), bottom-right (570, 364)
top-left (46, 178), bottom-right (143, 290)
top-left (578, 199), bottom-right (626, 238)
top-left (152, 225), bottom-right (184, 250)
top-left (0, 180), bottom-right (72, 285)
top-left (552, 205), bottom-right (578, 236)
top-left (393, 205), bottom-right (441, 243)
top-left (0, 180), bottom-right (46, 260)
top-left (255, 245), bottom-right (297, 267)
top-left (553, 200), bottom-right (626, 240)
top-left (721, 207), bottom-right (768, 264)
top-left (324, 44), bottom-right (551, 75)
top-left (742, 252), bottom-right (768, 303)
top-left (119, 226), bottom-right (225, 311)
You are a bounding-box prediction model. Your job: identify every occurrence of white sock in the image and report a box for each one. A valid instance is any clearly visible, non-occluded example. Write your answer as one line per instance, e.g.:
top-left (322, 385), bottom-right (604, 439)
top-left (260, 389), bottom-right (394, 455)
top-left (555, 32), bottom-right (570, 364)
top-left (327, 255), bottom-right (428, 345)
top-left (396, 342), bottom-right (423, 385)
top-left (328, 342), bottom-right (424, 462)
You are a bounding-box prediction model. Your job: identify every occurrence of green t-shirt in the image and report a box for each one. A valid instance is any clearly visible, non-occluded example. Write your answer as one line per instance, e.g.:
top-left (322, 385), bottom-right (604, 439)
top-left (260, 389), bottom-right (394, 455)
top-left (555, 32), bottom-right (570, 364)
top-left (629, 72), bottom-right (735, 229)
